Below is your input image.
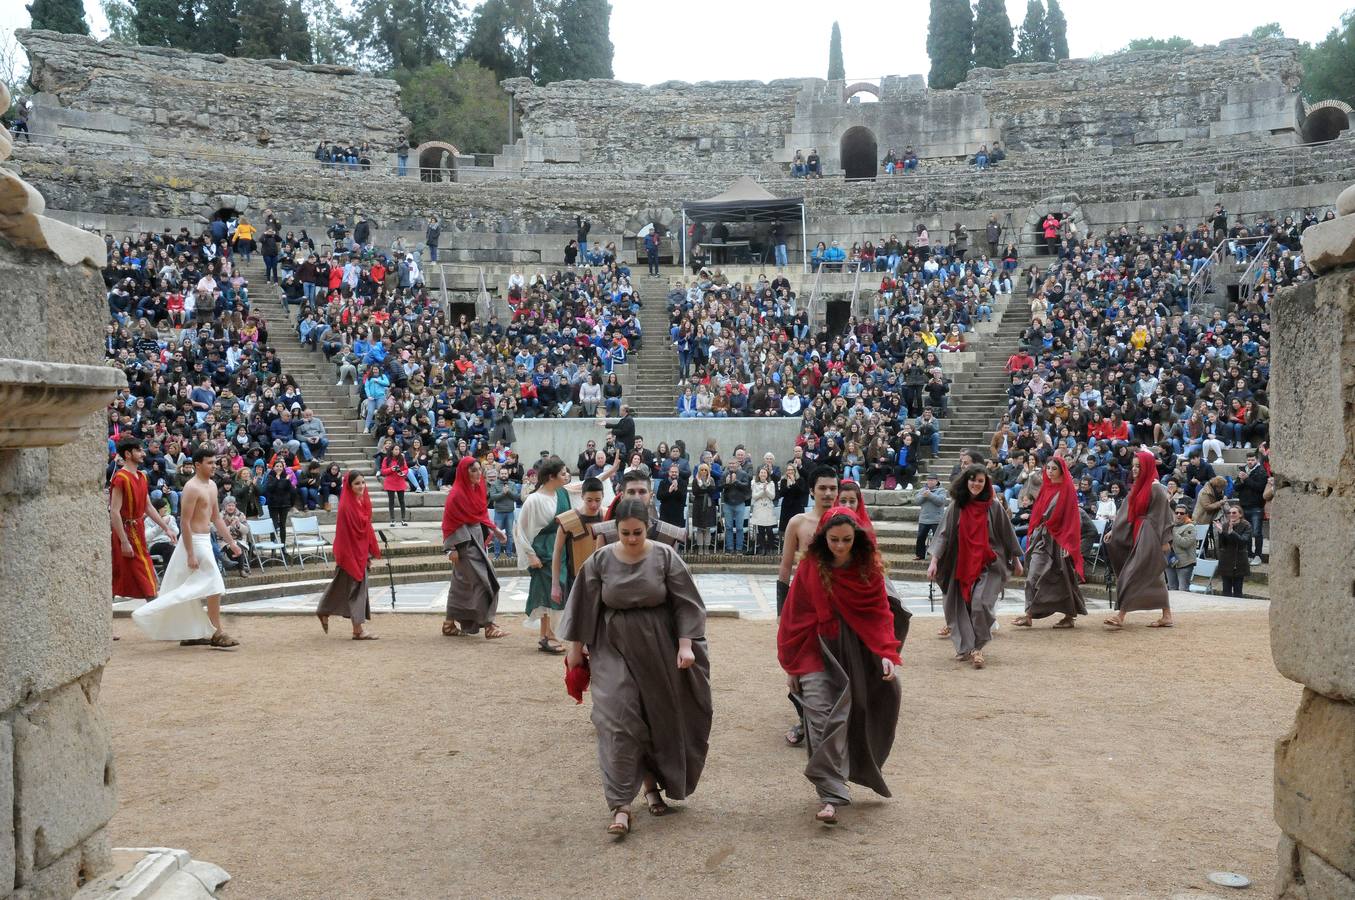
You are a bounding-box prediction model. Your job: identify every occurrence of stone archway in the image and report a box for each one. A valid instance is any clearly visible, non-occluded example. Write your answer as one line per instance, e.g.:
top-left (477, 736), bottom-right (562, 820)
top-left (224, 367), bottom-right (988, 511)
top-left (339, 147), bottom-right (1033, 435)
top-left (843, 81), bottom-right (881, 103)
top-left (840, 126), bottom-right (878, 181)
top-left (415, 141), bottom-right (460, 182)
top-left (1022, 194), bottom-right (1089, 258)
top-left (1301, 100), bottom-right (1352, 144)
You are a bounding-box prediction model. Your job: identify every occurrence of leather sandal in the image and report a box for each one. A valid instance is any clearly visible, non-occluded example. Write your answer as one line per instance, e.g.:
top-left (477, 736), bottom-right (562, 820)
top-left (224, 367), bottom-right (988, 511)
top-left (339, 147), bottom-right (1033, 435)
top-left (644, 789), bottom-right (670, 816)
top-left (607, 807), bottom-right (631, 837)
top-left (483, 622), bottom-right (509, 640)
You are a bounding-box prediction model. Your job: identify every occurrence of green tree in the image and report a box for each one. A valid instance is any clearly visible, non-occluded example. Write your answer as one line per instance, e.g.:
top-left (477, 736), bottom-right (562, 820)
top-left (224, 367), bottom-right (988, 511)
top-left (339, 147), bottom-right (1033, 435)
top-left (192, 0), bottom-right (241, 54)
top-left (462, 0), bottom-right (521, 78)
top-left (1121, 36), bottom-right (1194, 53)
top-left (134, 0), bottom-right (194, 48)
top-left (303, 0), bottom-right (352, 65)
top-left (239, 0), bottom-right (312, 60)
top-left (396, 59), bottom-right (508, 152)
top-left (26, 0), bottom-right (90, 35)
top-left (1249, 22), bottom-right (1285, 40)
top-left (926, 0), bottom-right (974, 89)
top-left (347, 0), bottom-right (462, 71)
top-left (971, 0), bottom-right (1013, 70)
top-left (828, 21), bottom-right (844, 81)
top-left (102, 0), bottom-right (138, 42)
top-left (1046, 0), bottom-right (1068, 60)
top-left (1301, 9), bottom-right (1355, 107)
top-left (1016, 0), bottom-right (1051, 62)
top-left (553, 0), bottom-right (612, 79)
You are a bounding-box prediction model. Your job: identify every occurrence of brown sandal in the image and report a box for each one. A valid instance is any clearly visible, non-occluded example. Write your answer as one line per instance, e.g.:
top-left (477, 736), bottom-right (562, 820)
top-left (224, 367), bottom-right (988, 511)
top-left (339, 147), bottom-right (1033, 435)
top-left (209, 631), bottom-right (239, 649)
top-left (441, 620), bottom-right (462, 637)
top-left (815, 803), bottom-right (839, 825)
top-left (483, 622), bottom-right (509, 640)
top-left (644, 789), bottom-right (670, 816)
top-left (1103, 617), bottom-right (1124, 630)
top-left (971, 651), bottom-right (986, 670)
top-left (1052, 617), bottom-right (1075, 629)
top-left (937, 625), bottom-right (952, 638)
top-left (1012, 615), bottom-right (1033, 627)
top-left (607, 807), bottom-right (631, 837)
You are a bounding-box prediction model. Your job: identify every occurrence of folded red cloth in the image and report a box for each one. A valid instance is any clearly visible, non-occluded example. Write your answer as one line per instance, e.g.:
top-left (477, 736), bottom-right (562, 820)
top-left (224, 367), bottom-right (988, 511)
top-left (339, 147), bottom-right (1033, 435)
top-left (564, 657), bottom-right (591, 704)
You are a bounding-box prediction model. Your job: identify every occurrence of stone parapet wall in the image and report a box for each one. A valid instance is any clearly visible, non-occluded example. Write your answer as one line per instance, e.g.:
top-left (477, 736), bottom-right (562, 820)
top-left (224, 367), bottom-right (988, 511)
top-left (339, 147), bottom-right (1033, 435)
top-left (17, 29), bottom-right (409, 157)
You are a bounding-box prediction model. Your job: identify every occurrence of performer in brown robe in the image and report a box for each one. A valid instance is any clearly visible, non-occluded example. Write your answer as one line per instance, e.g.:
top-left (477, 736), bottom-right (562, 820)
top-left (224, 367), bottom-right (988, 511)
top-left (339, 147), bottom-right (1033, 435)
top-left (560, 498), bottom-right (712, 838)
top-left (779, 507), bottom-right (902, 826)
top-left (440, 456), bottom-right (509, 638)
top-left (316, 470), bottom-right (381, 639)
top-left (591, 468), bottom-right (687, 550)
top-left (110, 436), bottom-right (175, 600)
top-left (1105, 449), bottom-right (1174, 629)
top-left (551, 476), bottom-right (607, 604)
top-left (1014, 455), bottom-right (1087, 629)
top-left (928, 464), bottom-right (1023, 669)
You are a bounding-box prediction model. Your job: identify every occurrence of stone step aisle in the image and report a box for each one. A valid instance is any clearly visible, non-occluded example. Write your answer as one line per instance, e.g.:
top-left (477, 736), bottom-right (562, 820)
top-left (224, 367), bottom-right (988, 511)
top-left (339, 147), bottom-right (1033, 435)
top-left (626, 273), bottom-right (681, 415)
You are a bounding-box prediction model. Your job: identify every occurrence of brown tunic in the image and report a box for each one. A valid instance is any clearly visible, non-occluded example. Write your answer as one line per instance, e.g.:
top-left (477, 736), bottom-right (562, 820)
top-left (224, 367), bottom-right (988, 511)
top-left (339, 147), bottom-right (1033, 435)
top-left (1023, 526), bottom-right (1088, 619)
top-left (1106, 482), bottom-right (1173, 612)
top-left (443, 523), bottom-right (499, 631)
top-left (591, 518), bottom-right (687, 551)
top-left (559, 541), bottom-right (712, 811)
top-left (316, 568), bottom-right (370, 625)
top-left (930, 500), bottom-right (1022, 656)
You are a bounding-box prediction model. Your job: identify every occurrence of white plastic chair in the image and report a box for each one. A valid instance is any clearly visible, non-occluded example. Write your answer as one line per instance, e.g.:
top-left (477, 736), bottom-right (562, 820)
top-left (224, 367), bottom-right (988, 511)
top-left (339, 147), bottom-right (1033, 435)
top-left (248, 517), bottom-right (289, 569)
top-left (289, 515), bottom-right (331, 565)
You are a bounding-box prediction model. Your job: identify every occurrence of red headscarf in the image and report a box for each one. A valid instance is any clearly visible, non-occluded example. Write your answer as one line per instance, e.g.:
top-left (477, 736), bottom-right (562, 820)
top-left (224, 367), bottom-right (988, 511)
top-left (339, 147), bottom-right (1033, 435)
top-left (333, 472), bottom-right (380, 582)
top-left (954, 495), bottom-right (997, 604)
top-left (839, 480), bottom-right (874, 534)
top-left (1028, 455), bottom-right (1085, 579)
top-left (778, 507), bottom-right (903, 676)
top-left (441, 456), bottom-right (495, 540)
top-left (1126, 449), bottom-right (1159, 541)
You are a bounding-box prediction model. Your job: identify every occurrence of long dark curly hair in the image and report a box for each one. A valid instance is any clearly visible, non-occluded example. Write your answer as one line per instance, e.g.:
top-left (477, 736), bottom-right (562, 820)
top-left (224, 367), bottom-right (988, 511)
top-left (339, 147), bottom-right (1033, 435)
top-left (950, 464), bottom-right (993, 507)
top-left (806, 511), bottom-right (883, 596)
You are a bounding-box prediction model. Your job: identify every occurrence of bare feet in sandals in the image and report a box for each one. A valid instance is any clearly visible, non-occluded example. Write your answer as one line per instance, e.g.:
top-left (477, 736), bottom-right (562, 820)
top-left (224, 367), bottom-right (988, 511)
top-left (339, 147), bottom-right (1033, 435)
top-left (1053, 616), bottom-right (1075, 629)
top-left (971, 651), bottom-right (986, 670)
top-left (608, 807), bottom-right (631, 837)
top-left (1147, 617), bottom-right (1175, 628)
top-left (815, 802), bottom-right (839, 825)
top-left (483, 622), bottom-right (509, 640)
top-left (1012, 615), bottom-right (1033, 627)
top-left (937, 625), bottom-right (952, 638)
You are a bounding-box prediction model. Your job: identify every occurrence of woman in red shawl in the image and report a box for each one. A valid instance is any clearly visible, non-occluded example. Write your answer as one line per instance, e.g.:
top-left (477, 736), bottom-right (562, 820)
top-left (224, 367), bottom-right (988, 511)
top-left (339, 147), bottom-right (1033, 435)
top-left (1014, 455), bottom-right (1088, 629)
top-left (316, 470), bottom-right (381, 640)
top-left (1105, 449), bottom-right (1174, 629)
top-left (835, 480), bottom-right (874, 534)
top-left (926, 464), bottom-right (1023, 669)
top-left (441, 456), bottom-right (509, 639)
top-left (779, 507), bottom-right (904, 826)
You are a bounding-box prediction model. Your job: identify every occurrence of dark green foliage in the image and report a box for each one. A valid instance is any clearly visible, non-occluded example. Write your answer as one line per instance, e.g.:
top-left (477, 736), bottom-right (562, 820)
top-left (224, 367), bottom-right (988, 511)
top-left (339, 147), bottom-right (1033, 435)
top-left (395, 59), bottom-right (508, 152)
top-left (1046, 0), bottom-right (1068, 60)
top-left (554, 0), bottom-right (613, 79)
top-left (462, 0), bottom-right (613, 84)
top-left (345, 0), bottom-right (463, 71)
top-left (971, 0), bottom-right (1013, 70)
top-left (1120, 36), bottom-right (1194, 53)
top-left (239, 0), bottom-right (312, 61)
top-left (828, 21), bottom-right (844, 81)
top-left (1301, 10), bottom-right (1355, 107)
top-left (926, 0), bottom-right (973, 89)
top-left (192, 0), bottom-right (241, 55)
top-left (1016, 0), bottom-right (1052, 62)
top-left (1249, 22), bottom-right (1285, 40)
top-left (101, 0), bottom-right (138, 42)
top-left (134, 0), bottom-right (194, 48)
top-left (26, 0), bottom-right (90, 35)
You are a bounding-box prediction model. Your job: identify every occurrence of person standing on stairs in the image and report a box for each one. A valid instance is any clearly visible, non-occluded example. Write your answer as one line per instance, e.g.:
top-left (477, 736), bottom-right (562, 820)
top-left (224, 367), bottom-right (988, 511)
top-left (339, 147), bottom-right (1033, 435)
top-left (379, 439), bottom-right (410, 527)
top-left (644, 227), bottom-right (661, 277)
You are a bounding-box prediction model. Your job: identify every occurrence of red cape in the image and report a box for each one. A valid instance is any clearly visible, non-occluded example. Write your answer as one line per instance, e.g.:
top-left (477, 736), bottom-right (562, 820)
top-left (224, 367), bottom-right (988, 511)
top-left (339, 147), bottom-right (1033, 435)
top-left (334, 476), bottom-right (380, 582)
top-left (442, 456), bottom-right (495, 540)
top-left (955, 498), bottom-right (997, 603)
top-left (1126, 449), bottom-right (1159, 541)
top-left (1027, 456), bottom-right (1085, 579)
top-left (840, 480), bottom-right (874, 534)
top-left (778, 507), bottom-right (902, 676)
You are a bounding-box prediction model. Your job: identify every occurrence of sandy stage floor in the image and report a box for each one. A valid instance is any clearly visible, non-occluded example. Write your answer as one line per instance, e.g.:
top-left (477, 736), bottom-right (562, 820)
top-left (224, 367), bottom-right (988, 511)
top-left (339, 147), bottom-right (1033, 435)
top-left (104, 610), bottom-right (1295, 899)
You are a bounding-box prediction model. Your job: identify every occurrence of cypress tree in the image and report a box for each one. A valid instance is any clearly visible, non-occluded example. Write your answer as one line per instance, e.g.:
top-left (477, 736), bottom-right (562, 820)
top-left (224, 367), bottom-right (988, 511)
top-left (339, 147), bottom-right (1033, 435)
top-left (971, 0), bottom-right (1013, 70)
top-left (194, 0), bottom-right (241, 54)
top-left (134, 0), bottom-right (193, 48)
top-left (554, 0), bottom-right (613, 79)
top-left (239, 0), bottom-right (311, 60)
top-left (1046, 0), bottom-right (1069, 60)
top-left (26, 0), bottom-right (90, 34)
top-left (1016, 0), bottom-right (1052, 62)
top-left (828, 21), bottom-right (844, 81)
top-left (926, 0), bottom-right (974, 89)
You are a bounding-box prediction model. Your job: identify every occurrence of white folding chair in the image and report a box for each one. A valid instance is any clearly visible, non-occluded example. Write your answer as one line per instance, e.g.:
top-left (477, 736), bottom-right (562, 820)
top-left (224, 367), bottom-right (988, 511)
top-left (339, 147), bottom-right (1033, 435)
top-left (289, 515), bottom-right (331, 566)
top-left (1087, 518), bottom-right (1109, 570)
top-left (1189, 558), bottom-right (1218, 593)
top-left (248, 517), bottom-right (289, 569)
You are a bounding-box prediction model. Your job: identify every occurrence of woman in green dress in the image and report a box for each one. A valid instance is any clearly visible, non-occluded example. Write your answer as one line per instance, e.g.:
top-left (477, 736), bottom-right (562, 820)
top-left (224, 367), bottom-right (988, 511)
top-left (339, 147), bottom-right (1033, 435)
top-left (514, 456), bottom-right (572, 653)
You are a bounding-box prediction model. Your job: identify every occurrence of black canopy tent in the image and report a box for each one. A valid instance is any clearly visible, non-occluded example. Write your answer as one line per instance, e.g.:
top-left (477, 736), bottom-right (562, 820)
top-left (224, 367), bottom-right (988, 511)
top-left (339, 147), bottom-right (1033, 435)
top-left (680, 177), bottom-right (807, 271)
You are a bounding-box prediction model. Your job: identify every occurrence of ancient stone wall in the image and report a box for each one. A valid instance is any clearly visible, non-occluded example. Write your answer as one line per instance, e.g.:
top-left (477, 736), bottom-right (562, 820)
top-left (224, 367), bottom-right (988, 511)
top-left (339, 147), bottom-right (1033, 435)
top-left (499, 77), bottom-right (806, 175)
top-left (957, 37), bottom-right (1305, 152)
top-left (17, 29), bottom-right (409, 156)
top-left (0, 79), bottom-right (125, 898)
top-left (1270, 182), bottom-right (1355, 899)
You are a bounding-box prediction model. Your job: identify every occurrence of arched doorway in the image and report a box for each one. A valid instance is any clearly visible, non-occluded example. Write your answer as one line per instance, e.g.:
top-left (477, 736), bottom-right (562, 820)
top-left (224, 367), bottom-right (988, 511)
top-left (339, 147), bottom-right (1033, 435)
top-left (1301, 101), bottom-right (1352, 144)
top-left (415, 140), bottom-right (461, 182)
top-left (840, 126), bottom-right (878, 181)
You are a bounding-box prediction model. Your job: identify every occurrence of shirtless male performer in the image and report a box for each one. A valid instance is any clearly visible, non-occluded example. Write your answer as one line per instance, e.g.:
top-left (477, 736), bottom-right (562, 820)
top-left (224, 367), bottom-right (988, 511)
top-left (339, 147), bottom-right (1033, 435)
top-left (132, 446), bottom-right (244, 648)
top-left (777, 464), bottom-right (839, 745)
top-left (591, 467), bottom-right (686, 549)
top-left (110, 435), bottom-right (177, 601)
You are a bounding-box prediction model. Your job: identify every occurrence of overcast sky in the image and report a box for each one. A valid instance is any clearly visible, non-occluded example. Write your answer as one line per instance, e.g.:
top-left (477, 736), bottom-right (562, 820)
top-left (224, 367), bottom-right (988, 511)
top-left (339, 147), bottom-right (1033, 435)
top-left (2, 0), bottom-right (1351, 85)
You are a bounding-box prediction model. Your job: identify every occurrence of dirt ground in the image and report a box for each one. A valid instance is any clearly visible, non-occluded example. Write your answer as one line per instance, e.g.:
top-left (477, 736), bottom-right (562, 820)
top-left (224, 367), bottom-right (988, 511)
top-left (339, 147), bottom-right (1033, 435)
top-left (104, 610), bottom-right (1295, 900)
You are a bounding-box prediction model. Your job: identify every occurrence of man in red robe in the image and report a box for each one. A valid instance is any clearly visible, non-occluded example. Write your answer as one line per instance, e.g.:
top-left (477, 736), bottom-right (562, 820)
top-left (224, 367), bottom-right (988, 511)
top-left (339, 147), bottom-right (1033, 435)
top-left (110, 436), bottom-right (176, 599)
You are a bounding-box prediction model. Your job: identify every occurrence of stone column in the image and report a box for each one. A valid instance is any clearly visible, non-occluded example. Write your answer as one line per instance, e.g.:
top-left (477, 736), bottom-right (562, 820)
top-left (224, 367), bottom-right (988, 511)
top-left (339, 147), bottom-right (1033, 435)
top-left (0, 81), bottom-right (127, 899)
top-left (1271, 181), bottom-right (1355, 899)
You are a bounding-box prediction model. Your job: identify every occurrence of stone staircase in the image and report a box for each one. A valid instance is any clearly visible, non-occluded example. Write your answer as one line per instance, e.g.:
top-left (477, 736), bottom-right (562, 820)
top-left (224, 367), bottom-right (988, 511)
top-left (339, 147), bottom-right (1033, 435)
top-left (625, 276), bottom-right (680, 416)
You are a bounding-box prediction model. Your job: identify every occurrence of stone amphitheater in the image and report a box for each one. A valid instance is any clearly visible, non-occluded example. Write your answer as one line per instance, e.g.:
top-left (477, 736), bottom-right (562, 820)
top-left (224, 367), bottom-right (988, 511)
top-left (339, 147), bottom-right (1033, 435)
top-left (3, 26), bottom-right (1355, 899)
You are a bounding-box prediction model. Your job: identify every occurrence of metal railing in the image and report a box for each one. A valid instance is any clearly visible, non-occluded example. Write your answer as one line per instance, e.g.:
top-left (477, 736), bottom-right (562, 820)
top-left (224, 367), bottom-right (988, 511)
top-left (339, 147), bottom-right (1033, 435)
top-left (1186, 242), bottom-right (1226, 312)
top-left (1236, 234), bottom-right (1274, 304)
top-left (429, 263), bottom-right (492, 319)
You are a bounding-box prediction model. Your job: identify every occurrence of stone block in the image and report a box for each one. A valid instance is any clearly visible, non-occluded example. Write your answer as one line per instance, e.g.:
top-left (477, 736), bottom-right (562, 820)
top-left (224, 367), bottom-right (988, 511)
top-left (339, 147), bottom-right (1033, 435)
top-left (1, 720), bottom-right (12, 893)
top-left (1339, 184), bottom-right (1355, 217)
top-left (1274, 689), bottom-right (1355, 877)
top-left (1278, 833), bottom-right (1355, 899)
top-left (13, 677), bottom-right (118, 879)
top-left (1302, 215), bottom-right (1355, 275)
top-left (1268, 487), bottom-right (1355, 699)
top-left (1269, 279), bottom-right (1354, 489)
